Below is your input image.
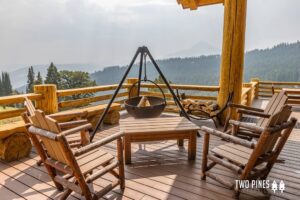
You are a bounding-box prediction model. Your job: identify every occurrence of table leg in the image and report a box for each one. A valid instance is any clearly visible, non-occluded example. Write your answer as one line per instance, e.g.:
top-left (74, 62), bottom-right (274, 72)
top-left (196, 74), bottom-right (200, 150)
top-left (124, 136), bottom-right (131, 164)
top-left (188, 132), bottom-right (197, 160)
top-left (177, 139), bottom-right (184, 147)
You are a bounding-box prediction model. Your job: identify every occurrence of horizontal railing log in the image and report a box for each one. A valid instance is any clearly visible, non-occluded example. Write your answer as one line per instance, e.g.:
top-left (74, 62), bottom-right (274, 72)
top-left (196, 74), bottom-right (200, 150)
top-left (0, 93), bottom-right (42, 105)
top-left (57, 85), bottom-right (130, 97)
top-left (256, 79), bottom-right (300, 104)
top-left (58, 92), bottom-right (128, 109)
top-left (139, 83), bottom-right (220, 91)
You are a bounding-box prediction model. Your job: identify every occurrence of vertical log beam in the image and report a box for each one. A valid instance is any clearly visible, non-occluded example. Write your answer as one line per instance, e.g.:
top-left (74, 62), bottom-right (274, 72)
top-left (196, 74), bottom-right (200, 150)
top-left (34, 84), bottom-right (58, 114)
top-left (218, 0), bottom-right (247, 121)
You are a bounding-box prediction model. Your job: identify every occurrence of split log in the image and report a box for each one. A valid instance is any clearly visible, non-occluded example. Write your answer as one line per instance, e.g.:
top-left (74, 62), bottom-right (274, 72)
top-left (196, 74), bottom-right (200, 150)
top-left (90, 110), bottom-right (120, 127)
top-left (137, 96), bottom-right (151, 107)
top-left (0, 132), bottom-right (32, 162)
top-left (103, 111), bottom-right (120, 125)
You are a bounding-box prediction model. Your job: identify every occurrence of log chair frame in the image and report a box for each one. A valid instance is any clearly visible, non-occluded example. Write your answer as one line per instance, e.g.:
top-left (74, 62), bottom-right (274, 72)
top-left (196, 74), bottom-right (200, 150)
top-left (223, 90), bottom-right (288, 138)
top-left (201, 105), bottom-right (297, 197)
top-left (25, 110), bottom-right (125, 200)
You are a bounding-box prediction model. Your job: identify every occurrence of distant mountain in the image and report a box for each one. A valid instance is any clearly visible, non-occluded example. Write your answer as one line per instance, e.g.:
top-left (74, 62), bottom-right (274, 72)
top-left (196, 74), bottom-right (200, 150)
top-left (91, 41), bottom-right (300, 87)
top-left (166, 41), bottom-right (221, 58)
top-left (10, 64), bottom-right (103, 92)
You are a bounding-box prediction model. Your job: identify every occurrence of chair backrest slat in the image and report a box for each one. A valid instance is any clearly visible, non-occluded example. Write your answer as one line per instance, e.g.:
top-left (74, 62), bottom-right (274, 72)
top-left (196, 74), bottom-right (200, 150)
top-left (256, 105), bottom-right (292, 156)
top-left (257, 91), bottom-right (287, 127)
top-left (263, 105), bottom-right (292, 153)
top-left (28, 109), bottom-right (69, 164)
top-left (24, 97), bottom-right (36, 116)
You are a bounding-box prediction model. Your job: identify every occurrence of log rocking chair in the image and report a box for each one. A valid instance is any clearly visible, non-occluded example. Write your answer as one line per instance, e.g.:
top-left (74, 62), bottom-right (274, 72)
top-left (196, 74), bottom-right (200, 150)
top-left (201, 105), bottom-right (297, 197)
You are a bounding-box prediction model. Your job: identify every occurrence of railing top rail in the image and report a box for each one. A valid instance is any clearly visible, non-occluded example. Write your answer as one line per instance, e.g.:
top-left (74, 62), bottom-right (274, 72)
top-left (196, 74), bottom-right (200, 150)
top-left (259, 81), bottom-right (300, 86)
top-left (57, 84), bottom-right (130, 97)
top-left (139, 83), bottom-right (220, 91)
top-left (0, 93), bottom-right (42, 105)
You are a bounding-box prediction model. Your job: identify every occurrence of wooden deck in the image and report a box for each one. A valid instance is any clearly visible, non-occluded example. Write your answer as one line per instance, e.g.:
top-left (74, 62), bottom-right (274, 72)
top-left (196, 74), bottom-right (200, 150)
top-left (1, 103), bottom-right (300, 199)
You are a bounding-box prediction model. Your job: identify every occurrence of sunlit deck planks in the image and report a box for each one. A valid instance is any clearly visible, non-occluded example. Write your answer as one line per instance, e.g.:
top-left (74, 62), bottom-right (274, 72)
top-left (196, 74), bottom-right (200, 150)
top-left (0, 106), bottom-right (300, 200)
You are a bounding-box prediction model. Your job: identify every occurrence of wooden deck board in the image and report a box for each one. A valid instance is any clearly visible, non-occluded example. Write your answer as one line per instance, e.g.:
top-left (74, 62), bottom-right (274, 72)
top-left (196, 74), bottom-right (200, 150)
top-left (1, 106), bottom-right (300, 200)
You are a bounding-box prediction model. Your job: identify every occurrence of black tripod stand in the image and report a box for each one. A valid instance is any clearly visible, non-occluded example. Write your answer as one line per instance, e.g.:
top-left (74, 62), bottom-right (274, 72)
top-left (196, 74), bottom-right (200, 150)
top-left (90, 46), bottom-right (192, 142)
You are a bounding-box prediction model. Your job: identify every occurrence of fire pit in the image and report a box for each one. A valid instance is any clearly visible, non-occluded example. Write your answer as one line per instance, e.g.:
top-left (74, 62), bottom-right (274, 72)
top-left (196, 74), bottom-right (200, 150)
top-left (125, 96), bottom-right (166, 118)
top-left (125, 79), bottom-right (167, 118)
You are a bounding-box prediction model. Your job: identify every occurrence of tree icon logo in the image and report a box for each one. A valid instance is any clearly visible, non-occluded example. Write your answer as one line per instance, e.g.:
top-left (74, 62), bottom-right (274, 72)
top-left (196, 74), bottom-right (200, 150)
top-left (271, 180), bottom-right (278, 193)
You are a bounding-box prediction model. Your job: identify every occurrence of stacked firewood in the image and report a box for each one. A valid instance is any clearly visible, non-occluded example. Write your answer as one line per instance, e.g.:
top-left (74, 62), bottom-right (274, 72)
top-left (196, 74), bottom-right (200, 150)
top-left (181, 99), bottom-right (218, 117)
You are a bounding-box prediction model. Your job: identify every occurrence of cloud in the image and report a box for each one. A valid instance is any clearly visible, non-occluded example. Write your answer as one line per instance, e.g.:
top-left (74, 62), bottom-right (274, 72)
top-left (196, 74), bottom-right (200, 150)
top-left (0, 0), bottom-right (299, 71)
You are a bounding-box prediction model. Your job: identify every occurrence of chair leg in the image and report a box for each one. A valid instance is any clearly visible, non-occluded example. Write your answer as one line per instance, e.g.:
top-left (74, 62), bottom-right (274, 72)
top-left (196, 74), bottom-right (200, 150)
top-left (36, 159), bottom-right (43, 166)
top-left (117, 138), bottom-right (125, 190)
top-left (59, 189), bottom-right (72, 200)
top-left (201, 133), bottom-right (210, 180)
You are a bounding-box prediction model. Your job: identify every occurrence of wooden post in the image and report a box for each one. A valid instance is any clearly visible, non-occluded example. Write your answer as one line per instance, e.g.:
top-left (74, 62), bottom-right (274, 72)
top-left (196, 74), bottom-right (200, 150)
top-left (34, 84), bottom-right (58, 114)
top-left (217, 0), bottom-right (248, 121)
top-left (127, 78), bottom-right (139, 98)
top-left (251, 78), bottom-right (260, 99)
top-left (243, 83), bottom-right (252, 106)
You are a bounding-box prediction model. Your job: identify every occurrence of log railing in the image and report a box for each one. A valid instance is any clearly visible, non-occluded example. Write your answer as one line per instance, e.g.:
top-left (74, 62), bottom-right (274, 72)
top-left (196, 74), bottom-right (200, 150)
top-left (0, 93), bottom-right (43, 120)
top-left (1, 77), bottom-right (299, 124)
top-left (255, 79), bottom-right (300, 104)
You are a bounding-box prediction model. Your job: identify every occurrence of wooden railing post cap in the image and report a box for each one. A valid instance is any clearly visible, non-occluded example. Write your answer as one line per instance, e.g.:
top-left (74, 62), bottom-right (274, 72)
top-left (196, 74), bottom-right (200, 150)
top-left (251, 78), bottom-right (260, 82)
top-left (34, 84), bottom-right (57, 88)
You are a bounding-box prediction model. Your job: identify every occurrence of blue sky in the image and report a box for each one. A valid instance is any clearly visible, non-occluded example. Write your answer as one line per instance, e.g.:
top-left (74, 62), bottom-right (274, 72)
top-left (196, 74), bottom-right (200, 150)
top-left (0, 0), bottom-right (299, 71)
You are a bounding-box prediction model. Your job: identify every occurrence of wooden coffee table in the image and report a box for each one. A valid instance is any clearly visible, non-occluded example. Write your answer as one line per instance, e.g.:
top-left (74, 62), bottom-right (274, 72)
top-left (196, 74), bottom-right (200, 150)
top-left (120, 116), bottom-right (200, 164)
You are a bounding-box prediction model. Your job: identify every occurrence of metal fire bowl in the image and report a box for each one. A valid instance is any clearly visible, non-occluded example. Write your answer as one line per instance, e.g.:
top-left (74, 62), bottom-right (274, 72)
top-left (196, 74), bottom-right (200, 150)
top-left (124, 96), bottom-right (166, 118)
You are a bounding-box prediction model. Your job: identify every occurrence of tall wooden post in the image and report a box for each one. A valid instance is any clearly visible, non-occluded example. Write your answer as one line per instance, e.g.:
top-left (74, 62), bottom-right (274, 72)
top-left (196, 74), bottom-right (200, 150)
top-left (217, 0), bottom-right (247, 121)
top-left (34, 84), bottom-right (58, 114)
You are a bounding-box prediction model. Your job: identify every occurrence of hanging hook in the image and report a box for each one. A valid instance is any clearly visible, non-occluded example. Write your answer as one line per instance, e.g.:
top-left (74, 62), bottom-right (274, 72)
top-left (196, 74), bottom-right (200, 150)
top-left (143, 53), bottom-right (148, 81)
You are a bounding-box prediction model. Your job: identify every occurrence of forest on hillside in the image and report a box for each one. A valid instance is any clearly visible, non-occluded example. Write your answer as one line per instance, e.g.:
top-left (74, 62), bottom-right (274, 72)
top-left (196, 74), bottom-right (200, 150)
top-left (91, 41), bottom-right (300, 86)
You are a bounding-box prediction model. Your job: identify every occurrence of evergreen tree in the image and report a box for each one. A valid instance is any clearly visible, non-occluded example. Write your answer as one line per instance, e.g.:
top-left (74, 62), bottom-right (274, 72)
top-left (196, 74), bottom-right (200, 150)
top-left (45, 62), bottom-right (60, 86)
top-left (1, 72), bottom-right (12, 96)
top-left (26, 66), bottom-right (35, 93)
top-left (0, 73), bottom-right (3, 96)
top-left (35, 71), bottom-right (43, 85)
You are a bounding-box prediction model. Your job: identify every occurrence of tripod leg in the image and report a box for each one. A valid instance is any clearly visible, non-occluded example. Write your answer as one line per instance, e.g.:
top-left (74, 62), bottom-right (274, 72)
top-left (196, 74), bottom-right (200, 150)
top-left (146, 48), bottom-right (190, 120)
top-left (90, 48), bottom-right (142, 142)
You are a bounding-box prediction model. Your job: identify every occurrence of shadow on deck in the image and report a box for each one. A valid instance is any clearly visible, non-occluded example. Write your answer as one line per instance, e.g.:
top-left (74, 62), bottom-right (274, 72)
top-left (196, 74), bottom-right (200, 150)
top-left (0, 100), bottom-right (300, 200)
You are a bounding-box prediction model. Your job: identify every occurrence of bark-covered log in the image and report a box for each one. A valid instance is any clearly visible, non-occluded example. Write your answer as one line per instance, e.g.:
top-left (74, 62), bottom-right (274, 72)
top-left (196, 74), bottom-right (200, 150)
top-left (0, 132), bottom-right (32, 162)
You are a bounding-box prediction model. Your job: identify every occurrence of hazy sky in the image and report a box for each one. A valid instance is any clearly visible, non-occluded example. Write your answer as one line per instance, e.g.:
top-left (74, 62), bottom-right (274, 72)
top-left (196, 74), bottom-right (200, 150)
top-left (0, 0), bottom-right (299, 71)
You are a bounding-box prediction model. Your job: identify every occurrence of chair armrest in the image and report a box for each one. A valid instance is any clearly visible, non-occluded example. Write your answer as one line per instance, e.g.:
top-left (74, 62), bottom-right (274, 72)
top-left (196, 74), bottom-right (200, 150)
top-left (201, 126), bottom-right (256, 148)
top-left (58, 119), bottom-right (89, 130)
top-left (73, 131), bottom-right (124, 156)
top-left (229, 120), bottom-right (265, 133)
top-left (228, 103), bottom-right (264, 112)
top-left (49, 111), bottom-right (88, 121)
top-left (237, 109), bottom-right (270, 118)
top-left (60, 123), bottom-right (93, 136)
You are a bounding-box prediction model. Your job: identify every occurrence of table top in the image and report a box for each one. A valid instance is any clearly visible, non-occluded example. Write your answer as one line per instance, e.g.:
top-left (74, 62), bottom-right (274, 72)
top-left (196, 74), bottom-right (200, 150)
top-left (120, 116), bottom-right (200, 134)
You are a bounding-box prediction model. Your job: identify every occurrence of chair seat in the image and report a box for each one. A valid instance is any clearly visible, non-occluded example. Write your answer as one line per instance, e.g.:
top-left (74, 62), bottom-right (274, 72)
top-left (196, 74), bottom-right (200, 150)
top-left (66, 133), bottom-right (82, 144)
top-left (211, 143), bottom-right (253, 166)
top-left (76, 149), bottom-right (115, 174)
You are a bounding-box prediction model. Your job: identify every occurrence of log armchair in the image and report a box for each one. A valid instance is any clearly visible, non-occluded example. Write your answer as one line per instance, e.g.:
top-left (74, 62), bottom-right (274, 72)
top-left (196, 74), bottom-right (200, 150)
top-left (25, 109), bottom-right (125, 200)
top-left (201, 105), bottom-right (297, 197)
top-left (224, 90), bottom-right (288, 138)
top-left (24, 98), bottom-right (91, 147)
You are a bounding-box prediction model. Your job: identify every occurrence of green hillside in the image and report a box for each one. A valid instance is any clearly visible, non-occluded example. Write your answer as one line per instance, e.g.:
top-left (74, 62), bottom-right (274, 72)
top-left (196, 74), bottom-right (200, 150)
top-left (91, 41), bottom-right (300, 86)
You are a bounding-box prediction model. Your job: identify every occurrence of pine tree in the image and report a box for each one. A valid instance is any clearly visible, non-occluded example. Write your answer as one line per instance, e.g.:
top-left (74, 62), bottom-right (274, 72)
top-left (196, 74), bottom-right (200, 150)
top-left (0, 73), bottom-right (3, 96)
top-left (1, 72), bottom-right (12, 96)
top-left (45, 62), bottom-right (60, 86)
top-left (26, 66), bottom-right (35, 93)
top-left (35, 71), bottom-right (43, 85)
